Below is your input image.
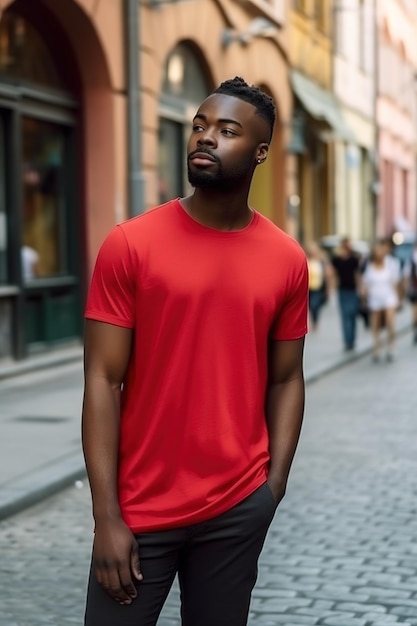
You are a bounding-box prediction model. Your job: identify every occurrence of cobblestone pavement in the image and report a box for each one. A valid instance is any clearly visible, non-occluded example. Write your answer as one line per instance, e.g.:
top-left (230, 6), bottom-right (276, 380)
top-left (1, 332), bottom-right (417, 626)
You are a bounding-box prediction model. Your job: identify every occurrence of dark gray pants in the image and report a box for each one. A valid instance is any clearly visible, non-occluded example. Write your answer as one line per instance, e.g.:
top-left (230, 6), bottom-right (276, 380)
top-left (84, 482), bottom-right (277, 626)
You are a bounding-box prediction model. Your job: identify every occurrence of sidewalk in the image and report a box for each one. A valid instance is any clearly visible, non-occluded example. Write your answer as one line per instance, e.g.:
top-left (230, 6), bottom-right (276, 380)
top-left (0, 297), bottom-right (413, 520)
top-left (303, 294), bottom-right (412, 381)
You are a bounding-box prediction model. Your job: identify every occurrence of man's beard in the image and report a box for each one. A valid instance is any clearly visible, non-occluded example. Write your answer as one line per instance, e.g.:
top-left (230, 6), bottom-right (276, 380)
top-left (187, 163), bottom-right (229, 190)
top-left (187, 155), bottom-right (253, 191)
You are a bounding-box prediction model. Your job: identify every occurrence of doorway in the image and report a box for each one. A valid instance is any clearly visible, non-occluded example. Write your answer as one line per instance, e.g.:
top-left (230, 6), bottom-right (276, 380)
top-left (0, 7), bottom-right (81, 359)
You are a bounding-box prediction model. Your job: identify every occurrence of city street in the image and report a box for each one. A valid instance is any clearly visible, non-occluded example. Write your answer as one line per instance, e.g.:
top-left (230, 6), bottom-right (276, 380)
top-left (1, 331), bottom-right (417, 626)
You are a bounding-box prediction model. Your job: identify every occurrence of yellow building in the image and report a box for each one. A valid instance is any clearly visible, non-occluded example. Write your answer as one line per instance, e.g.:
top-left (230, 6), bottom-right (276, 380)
top-left (288, 0), bottom-right (354, 243)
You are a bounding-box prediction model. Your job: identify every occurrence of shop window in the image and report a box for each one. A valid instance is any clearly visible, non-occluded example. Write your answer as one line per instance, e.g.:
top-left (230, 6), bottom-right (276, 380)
top-left (0, 114), bottom-right (7, 283)
top-left (21, 118), bottom-right (68, 281)
top-left (0, 9), bottom-right (63, 89)
top-left (158, 43), bottom-right (210, 204)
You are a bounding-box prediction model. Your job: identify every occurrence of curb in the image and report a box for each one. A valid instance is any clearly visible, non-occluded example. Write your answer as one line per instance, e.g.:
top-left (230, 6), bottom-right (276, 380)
top-left (304, 322), bottom-right (411, 385)
top-left (0, 450), bottom-right (86, 521)
top-left (0, 346), bottom-right (83, 382)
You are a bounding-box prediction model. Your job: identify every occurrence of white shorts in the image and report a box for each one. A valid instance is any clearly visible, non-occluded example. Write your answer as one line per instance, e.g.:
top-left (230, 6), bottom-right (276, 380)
top-left (368, 291), bottom-right (398, 311)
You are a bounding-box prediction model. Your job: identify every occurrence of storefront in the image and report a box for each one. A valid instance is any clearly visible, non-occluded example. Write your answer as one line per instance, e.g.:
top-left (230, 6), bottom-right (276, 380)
top-left (0, 0), bottom-right (125, 361)
top-left (0, 7), bottom-right (81, 359)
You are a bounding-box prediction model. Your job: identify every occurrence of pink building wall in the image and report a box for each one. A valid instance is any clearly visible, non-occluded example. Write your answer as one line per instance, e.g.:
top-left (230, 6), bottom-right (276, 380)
top-left (376, 0), bottom-right (417, 238)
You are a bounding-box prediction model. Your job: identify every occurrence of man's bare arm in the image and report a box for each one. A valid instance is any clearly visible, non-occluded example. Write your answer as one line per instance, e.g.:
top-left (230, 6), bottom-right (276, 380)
top-left (82, 319), bottom-right (141, 605)
top-left (265, 338), bottom-right (305, 504)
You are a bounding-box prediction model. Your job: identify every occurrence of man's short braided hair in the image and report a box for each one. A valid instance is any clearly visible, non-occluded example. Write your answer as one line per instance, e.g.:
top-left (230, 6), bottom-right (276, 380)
top-left (212, 76), bottom-right (276, 140)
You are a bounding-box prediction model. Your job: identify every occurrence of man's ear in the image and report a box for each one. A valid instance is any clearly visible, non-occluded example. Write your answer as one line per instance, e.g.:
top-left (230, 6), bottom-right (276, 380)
top-left (256, 143), bottom-right (269, 164)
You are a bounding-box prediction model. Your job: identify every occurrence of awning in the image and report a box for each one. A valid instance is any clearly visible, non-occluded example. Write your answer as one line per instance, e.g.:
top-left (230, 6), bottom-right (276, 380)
top-left (291, 70), bottom-right (356, 143)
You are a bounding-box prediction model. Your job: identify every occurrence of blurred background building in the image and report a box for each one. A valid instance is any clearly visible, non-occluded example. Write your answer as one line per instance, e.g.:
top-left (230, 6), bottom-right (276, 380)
top-left (0, 0), bottom-right (416, 363)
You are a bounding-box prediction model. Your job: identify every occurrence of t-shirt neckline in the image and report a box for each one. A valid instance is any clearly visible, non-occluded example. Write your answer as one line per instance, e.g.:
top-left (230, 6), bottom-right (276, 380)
top-left (175, 198), bottom-right (259, 237)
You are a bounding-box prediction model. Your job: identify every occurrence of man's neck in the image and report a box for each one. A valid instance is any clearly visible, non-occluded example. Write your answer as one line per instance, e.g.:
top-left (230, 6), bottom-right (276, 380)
top-left (181, 190), bottom-right (253, 232)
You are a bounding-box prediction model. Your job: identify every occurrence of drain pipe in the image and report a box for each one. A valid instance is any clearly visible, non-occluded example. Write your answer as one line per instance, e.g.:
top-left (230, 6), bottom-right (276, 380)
top-left (125, 0), bottom-right (145, 215)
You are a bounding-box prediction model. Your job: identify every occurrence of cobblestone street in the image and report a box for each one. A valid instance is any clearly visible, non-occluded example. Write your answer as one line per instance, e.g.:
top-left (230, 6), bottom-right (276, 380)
top-left (1, 332), bottom-right (417, 626)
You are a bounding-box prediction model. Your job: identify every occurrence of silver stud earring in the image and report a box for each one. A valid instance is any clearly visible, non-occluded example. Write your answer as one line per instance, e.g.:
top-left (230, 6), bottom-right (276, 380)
top-left (257, 158), bottom-right (261, 164)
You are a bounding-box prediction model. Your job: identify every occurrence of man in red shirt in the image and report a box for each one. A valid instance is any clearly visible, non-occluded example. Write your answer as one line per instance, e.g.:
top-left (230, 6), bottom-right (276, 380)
top-left (83, 76), bottom-right (308, 626)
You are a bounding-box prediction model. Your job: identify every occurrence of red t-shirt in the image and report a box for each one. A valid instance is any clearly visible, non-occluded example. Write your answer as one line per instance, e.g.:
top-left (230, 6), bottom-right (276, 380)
top-left (85, 199), bottom-right (308, 532)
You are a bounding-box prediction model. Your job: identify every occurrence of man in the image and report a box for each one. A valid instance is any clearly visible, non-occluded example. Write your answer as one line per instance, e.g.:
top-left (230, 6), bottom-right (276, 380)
top-left (82, 76), bottom-right (308, 626)
top-left (331, 236), bottom-right (361, 350)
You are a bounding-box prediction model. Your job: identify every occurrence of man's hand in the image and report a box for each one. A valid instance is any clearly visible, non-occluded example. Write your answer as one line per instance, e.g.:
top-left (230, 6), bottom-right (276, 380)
top-left (93, 518), bottom-right (142, 605)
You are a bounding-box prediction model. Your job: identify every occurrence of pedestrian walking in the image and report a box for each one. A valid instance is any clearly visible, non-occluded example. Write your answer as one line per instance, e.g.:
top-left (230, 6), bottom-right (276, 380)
top-left (361, 240), bottom-right (401, 362)
top-left (81, 76), bottom-right (309, 626)
top-left (404, 242), bottom-right (417, 344)
top-left (305, 241), bottom-right (330, 332)
top-left (331, 236), bottom-right (361, 350)
top-left (381, 236), bottom-right (404, 304)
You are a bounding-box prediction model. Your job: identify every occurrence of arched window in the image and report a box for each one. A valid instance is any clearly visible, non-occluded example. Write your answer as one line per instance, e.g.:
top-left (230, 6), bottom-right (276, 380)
top-left (0, 9), bottom-right (64, 88)
top-left (158, 43), bottom-right (210, 203)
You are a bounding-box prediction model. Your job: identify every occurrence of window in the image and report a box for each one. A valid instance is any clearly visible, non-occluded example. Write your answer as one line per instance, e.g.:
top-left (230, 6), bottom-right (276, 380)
top-left (0, 9), bottom-right (63, 88)
top-left (21, 118), bottom-right (69, 280)
top-left (158, 44), bottom-right (210, 204)
top-left (358, 0), bottom-right (365, 71)
top-left (0, 114), bottom-right (7, 283)
top-left (158, 119), bottom-right (184, 203)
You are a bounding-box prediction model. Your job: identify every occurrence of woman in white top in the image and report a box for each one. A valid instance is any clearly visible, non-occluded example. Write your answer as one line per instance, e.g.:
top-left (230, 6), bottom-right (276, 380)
top-left (361, 241), bottom-right (401, 362)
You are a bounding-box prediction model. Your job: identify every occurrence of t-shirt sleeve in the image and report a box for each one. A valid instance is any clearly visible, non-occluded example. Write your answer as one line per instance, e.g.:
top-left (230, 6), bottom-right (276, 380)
top-left (271, 253), bottom-right (309, 341)
top-left (85, 225), bottom-right (136, 328)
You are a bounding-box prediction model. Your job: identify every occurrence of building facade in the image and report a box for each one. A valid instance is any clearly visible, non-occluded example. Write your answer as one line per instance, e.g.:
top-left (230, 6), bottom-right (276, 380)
top-left (0, 0), bottom-right (293, 363)
top-left (333, 0), bottom-right (376, 242)
top-left (1, 0), bottom-right (416, 364)
top-left (376, 0), bottom-right (417, 239)
top-left (288, 0), bottom-right (354, 244)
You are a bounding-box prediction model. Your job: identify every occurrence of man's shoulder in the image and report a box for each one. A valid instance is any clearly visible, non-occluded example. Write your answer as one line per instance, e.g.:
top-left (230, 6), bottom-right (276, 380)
top-left (118, 199), bottom-right (178, 236)
top-left (254, 212), bottom-right (305, 256)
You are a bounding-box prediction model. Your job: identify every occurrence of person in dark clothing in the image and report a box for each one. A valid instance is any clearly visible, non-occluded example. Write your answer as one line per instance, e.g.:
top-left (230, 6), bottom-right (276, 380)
top-left (405, 242), bottom-right (417, 344)
top-left (332, 236), bottom-right (360, 350)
